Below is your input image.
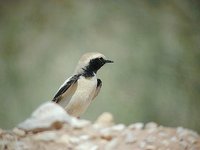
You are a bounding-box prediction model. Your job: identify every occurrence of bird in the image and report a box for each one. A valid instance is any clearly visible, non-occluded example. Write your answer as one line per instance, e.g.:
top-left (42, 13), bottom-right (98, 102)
top-left (52, 52), bottom-right (113, 117)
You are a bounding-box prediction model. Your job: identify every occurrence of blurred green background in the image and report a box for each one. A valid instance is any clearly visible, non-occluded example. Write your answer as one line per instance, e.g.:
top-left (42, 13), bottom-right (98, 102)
top-left (0, 0), bottom-right (200, 132)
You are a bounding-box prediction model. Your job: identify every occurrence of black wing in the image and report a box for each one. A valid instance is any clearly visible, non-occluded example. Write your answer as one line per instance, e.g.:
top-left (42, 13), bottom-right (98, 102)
top-left (52, 74), bottom-right (80, 103)
top-left (92, 78), bottom-right (102, 100)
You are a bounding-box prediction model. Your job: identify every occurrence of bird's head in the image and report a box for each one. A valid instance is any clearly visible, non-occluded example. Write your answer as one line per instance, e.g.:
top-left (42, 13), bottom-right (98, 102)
top-left (74, 52), bottom-right (113, 75)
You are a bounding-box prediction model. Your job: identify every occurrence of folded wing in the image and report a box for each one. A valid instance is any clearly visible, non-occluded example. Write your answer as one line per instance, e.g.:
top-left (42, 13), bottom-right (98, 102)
top-left (52, 75), bottom-right (80, 104)
top-left (92, 78), bottom-right (102, 100)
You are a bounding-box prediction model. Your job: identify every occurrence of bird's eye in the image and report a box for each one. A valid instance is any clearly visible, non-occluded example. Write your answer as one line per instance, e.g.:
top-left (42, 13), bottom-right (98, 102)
top-left (99, 57), bottom-right (104, 61)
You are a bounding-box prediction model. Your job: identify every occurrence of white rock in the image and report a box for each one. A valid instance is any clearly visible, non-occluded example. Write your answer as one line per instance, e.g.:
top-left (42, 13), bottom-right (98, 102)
top-left (111, 124), bottom-right (125, 131)
top-left (180, 141), bottom-right (188, 149)
top-left (145, 122), bottom-right (158, 129)
top-left (129, 122), bottom-right (144, 130)
top-left (147, 128), bottom-right (157, 134)
top-left (31, 131), bottom-right (59, 141)
top-left (170, 136), bottom-right (178, 142)
top-left (176, 126), bottom-right (188, 137)
top-left (177, 127), bottom-right (199, 139)
top-left (79, 135), bottom-right (91, 141)
top-left (13, 128), bottom-right (25, 136)
top-left (56, 134), bottom-right (70, 144)
top-left (145, 136), bottom-right (156, 143)
top-left (139, 141), bottom-right (146, 148)
top-left (0, 128), bottom-right (3, 135)
top-left (161, 140), bottom-right (169, 146)
top-left (125, 132), bottom-right (136, 144)
top-left (186, 129), bottom-right (199, 138)
top-left (145, 145), bottom-right (156, 150)
top-left (18, 102), bottom-right (71, 131)
top-left (95, 112), bottom-right (114, 126)
top-left (69, 136), bottom-right (80, 144)
top-left (105, 138), bottom-right (119, 150)
top-left (158, 131), bottom-right (168, 137)
top-left (75, 142), bottom-right (98, 150)
top-left (188, 136), bottom-right (197, 144)
top-left (70, 117), bottom-right (91, 129)
top-left (13, 141), bottom-right (29, 150)
top-left (100, 128), bottom-right (113, 141)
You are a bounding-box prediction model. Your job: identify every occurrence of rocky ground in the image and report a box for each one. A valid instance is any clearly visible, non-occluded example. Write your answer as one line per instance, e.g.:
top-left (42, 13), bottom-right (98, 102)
top-left (0, 102), bottom-right (200, 150)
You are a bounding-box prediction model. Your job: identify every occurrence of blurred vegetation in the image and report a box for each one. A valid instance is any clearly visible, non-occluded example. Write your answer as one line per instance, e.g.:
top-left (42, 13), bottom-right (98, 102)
top-left (0, 0), bottom-right (200, 132)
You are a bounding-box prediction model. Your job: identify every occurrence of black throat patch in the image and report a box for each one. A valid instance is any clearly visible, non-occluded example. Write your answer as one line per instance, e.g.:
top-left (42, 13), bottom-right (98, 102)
top-left (82, 57), bottom-right (105, 77)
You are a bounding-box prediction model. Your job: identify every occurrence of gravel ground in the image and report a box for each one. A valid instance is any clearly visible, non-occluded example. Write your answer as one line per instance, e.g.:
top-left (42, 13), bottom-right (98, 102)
top-left (0, 102), bottom-right (199, 150)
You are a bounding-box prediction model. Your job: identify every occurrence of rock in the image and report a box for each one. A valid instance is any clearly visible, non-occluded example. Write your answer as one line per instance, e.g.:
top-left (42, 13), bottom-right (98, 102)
top-left (31, 131), bottom-right (59, 141)
top-left (145, 145), bottom-right (156, 150)
top-left (12, 128), bottom-right (25, 136)
top-left (13, 141), bottom-right (29, 150)
top-left (105, 138), bottom-right (119, 150)
top-left (180, 141), bottom-right (188, 149)
top-left (111, 124), bottom-right (125, 132)
top-left (188, 136), bottom-right (198, 144)
top-left (161, 140), bottom-right (169, 146)
top-left (100, 128), bottom-right (113, 141)
top-left (0, 128), bottom-right (4, 135)
top-left (139, 141), bottom-right (147, 149)
top-left (95, 112), bottom-right (114, 127)
top-left (128, 122), bottom-right (144, 130)
top-left (145, 136), bottom-right (156, 143)
top-left (170, 136), bottom-right (178, 142)
top-left (56, 134), bottom-right (70, 144)
top-left (69, 136), bottom-right (81, 144)
top-left (158, 131), bottom-right (168, 137)
top-left (79, 135), bottom-right (91, 141)
top-left (17, 102), bottom-right (71, 132)
top-left (70, 117), bottom-right (91, 129)
top-left (75, 142), bottom-right (98, 150)
top-left (1, 112), bottom-right (200, 150)
top-left (145, 122), bottom-right (158, 129)
top-left (125, 132), bottom-right (137, 144)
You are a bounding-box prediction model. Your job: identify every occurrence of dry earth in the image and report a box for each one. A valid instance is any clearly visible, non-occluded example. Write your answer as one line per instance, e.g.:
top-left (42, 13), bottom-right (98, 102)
top-left (0, 102), bottom-right (200, 150)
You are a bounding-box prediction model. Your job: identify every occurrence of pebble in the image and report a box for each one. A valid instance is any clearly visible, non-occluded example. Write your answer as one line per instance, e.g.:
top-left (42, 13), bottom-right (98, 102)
top-left (170, 136), bottom-right (178, 142)
top-left (69, 136), bottom-right (80, 144)
top-left (176, 126), bottom-right (192, 138)
top-left (0, 128), bottom-right (3, 135)
top-left (70, 117), bottom-right (91, 129)
top-left (187, 136), bottom-right (198, 144)
top-left (145, 122), bottom-right (158, 129)
top-left (176, 127), bottom-right (199, 138)
top-left (161, 140), bottom-right (169, 146)
top-left (147, 128), bottom-right (157, 134)
top-left (95, 112), bottom-right (114, 126)
top-left (145, 136), bottom-right (156, 143)
top-left (139, 141), bottom-right (147, 148)
top-left (75, 142), bottom-right (98, 150)
top-left (125, 132), bottom-right (137, 144)
top-left (111, 124), bottom-right (125, 131)
top-left (56, 134), bottom-right (70, 144)
top-left (105, 138), bottom-right (119, 150)
top-left (79, 135), bottom-right (91, 141)
top-left (180, 141), bottom-right (188, 149)
top-left (129, 122), bottom-right (144, 130)
top-left (13, 141), bottom-right (29, 150)
top-left (31, 131), bottom-right (59, 141)
top-left (187, 130), bottom-right (199, 138)
top-left (158, 131), bottom-right (168, 137)
top-left (13, 128), bottom-right (25, 136)
top-left (100, 128), bottom-right (113, 141)
top-left (145, 145), bottom-right (156, 150)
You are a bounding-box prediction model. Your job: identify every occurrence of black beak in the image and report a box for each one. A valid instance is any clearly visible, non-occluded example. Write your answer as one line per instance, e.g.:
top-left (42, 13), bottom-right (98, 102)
top-left (105, 59), bottom-right (114, 63)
